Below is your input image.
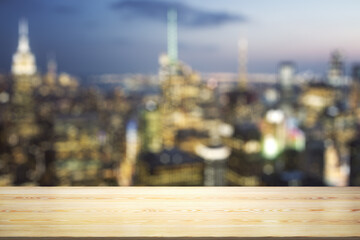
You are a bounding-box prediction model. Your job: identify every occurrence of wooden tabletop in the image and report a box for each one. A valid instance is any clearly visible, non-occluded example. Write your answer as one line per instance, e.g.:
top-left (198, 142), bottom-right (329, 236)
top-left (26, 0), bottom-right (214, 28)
top-left (0, 187), bottom-right (359, 239)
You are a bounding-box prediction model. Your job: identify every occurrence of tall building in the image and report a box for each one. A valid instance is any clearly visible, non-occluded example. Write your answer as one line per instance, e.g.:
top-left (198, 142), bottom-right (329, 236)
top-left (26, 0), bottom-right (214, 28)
top-left (44, 54), bottom-right (57, 86)
top-left (223, 38), bottom-right (263, 124)
top-left (7, 19), bottom-right (40, 186)
top-left (327, 50), bottom-right (344, 87)
top-left (278, 62), bottom-right (295, 101)
top-left (158, 9), bottom-right (204, 148)
top-left (12, 19), bottom-right (37, 76)
top-left (11, 19), bottom-right (39, 140)
top-left (138, 8), bottom-right (220, 186)
top-left (119, 119), bottom-right (139, 186)
top-left (140, 100), bottom-right (162, 153)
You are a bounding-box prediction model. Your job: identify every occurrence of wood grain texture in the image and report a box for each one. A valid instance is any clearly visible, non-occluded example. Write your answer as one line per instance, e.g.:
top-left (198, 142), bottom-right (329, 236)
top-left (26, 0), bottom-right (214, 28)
top-left (0, 187), bottom-right (359, 239)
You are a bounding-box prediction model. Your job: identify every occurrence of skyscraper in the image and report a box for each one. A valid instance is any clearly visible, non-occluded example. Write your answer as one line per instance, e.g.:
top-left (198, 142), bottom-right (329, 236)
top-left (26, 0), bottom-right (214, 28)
top-left (12, 19), bottom-right (37, 76)
top-left (278, 62), bottom-right (295, 99)
top-left (11, 19), bottom-right (39, 139)
top-left (327, 50), bottom-right (344, 87)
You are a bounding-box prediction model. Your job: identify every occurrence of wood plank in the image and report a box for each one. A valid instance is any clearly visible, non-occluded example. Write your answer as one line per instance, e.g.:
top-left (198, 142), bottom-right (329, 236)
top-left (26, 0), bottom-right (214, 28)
top-left (0, 187), bottom-right (359, 239)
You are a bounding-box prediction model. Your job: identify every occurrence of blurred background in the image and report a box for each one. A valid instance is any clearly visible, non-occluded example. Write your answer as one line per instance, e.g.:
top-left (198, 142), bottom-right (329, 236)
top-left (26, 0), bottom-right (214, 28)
top-left (0, 0), bottom-right (360, 186)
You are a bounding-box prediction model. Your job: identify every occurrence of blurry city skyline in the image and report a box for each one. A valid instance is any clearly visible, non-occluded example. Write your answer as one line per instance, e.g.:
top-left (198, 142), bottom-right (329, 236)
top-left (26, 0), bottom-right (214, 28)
top-left (0, 0), bottom-right (360, 76)
top-left (2, 0), bottom-right (360, 187)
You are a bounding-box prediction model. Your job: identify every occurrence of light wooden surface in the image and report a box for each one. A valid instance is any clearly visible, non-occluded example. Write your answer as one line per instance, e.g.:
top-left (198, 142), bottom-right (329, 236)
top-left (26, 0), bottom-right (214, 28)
top-left (0, 187), bottom-right (359, 239)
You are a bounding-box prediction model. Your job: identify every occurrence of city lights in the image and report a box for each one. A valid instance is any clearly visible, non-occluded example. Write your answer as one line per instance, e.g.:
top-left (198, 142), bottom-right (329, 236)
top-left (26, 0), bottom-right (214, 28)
top-left (0, 0), bottom-right (359, 187)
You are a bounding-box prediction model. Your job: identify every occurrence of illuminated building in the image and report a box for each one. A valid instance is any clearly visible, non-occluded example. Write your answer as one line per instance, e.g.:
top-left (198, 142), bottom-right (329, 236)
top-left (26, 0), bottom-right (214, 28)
top-left (140, 99), bottom-right (162, 153)
top-left (223, 38), bottom-right (262, 124)
top-left (119, 119), bottom-right (139, 186)
top-left (278, 62), bottom-right (295, 102)
top-left (320, 59), bottom-right (355, 186)
top-left (323, 139), bottom-right (348, 186)
top-left (274, 61), bottom-right (305, 160)
top-left (158, 9), bottom-right (205, 148)
top-left (198, 144), bottom-right (229, 186)
top-left (286, 118), bottom-right (305, 151)
top-left (300, 82), bottom-right (339, 185)
top-left (263, 88), bottom-right (280, 107)
top-left (322, 108), bottom-right (354, 186)
top-left (226, 123), bottom-right (262, 186)
top-left (11, 19), bottom-right (40, 141)
top-left (54, 114), bottom-right (101, 185)
top-left (0, 75), bottom-right (13, 185)
top-left (137, 149), bottom-right (203, 186)
top-left (260, 108), bottom-right (305, 184)
top-left (300, 83), bottom-right (336, 129)
top-left (1, 20), bottom-right (136, 186)
top-left (44, 55), bottom-right (57, 87)
top-left (158, 8), bottom-right (211, 149)
top-left (262, 109), bottom-right (286, 158)
top-left (220, 37), bottom-right (264, 186)
top-left (195, 120), bottom-right (231, 186)
top-left (12, 19), bottom-right (37, 76)
top-left (299, 56), bottom-right (354, 186)
top-left (267, 61), bottom-right (306, 156)
top-left (301, 84), bottom-right (335, 110)
top-left (138, 8), bottom-right (221, 186)
top-left (262, 134), bottom-right (279, 160)
top-left (327, 50), bottom-right (344, 87)
top-left (51, 85), bottom-right (131, 186)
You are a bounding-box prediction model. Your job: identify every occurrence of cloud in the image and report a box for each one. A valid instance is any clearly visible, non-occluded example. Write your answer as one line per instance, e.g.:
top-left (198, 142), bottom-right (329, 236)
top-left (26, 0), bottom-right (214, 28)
top-left (110, 0), bottom-right (246, 27)
top-left (0, 0), bottom-right (45, 12)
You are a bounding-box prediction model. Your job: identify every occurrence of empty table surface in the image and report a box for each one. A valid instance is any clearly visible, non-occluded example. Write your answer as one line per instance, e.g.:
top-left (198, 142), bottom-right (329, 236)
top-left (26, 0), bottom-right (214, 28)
top-left (0, 187), bottom-right (359, 239)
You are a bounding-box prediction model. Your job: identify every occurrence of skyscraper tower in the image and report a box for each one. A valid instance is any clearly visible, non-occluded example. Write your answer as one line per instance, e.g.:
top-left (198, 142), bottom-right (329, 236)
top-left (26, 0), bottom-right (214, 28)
top-left (167, 9), bottom-right (178, 65)
top-left (327, 50), bottom-right (344, 87)
top-left (47, 54), bottom-right (57, 76)
top-left (12, 19), bottom-right (37, 76)
top-left (44, 54), bottom-right (57, 86)
top-left (238, 38), bottom-right (248, 89)
top-left (278, 61), bottom-right (295, 102)
top-left (10, 19), bottom-right (40, 142)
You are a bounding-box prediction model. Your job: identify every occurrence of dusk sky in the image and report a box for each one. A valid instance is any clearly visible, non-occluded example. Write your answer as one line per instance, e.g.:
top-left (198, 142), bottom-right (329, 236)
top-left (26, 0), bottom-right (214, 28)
top-left (0, 0), bottom-right (359, 76)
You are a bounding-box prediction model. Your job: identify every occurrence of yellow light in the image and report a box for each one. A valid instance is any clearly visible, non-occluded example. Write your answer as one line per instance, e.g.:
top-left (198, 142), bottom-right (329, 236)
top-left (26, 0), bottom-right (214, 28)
top-left (262, 135), bottom-right (279, 159)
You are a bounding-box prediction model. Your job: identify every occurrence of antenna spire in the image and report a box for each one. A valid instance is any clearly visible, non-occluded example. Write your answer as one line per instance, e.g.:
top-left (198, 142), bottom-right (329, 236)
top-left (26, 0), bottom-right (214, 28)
top-left (167, 9), bottom-right (178, 64)
top-left (19, 18), bottom-right (28, 36)
top-left (18, 19), bottom-right (30, 52)
top-left (238, 38), bottom-right (248, 89)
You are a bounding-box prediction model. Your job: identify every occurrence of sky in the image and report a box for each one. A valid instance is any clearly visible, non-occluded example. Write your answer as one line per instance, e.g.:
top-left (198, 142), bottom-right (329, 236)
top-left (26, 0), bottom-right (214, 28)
top-left (0, 0), bottom-right (359, 76)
